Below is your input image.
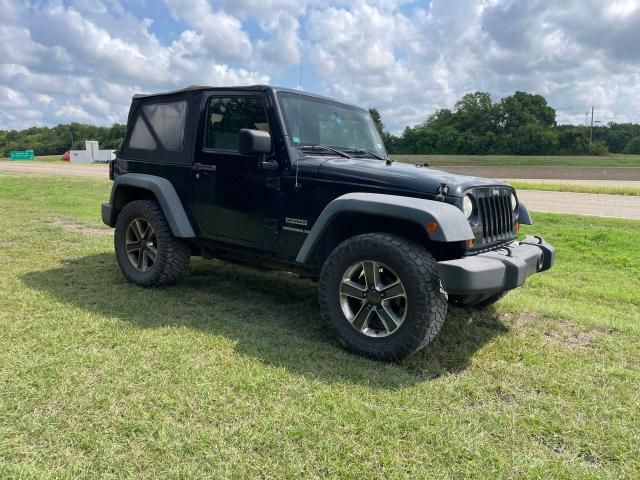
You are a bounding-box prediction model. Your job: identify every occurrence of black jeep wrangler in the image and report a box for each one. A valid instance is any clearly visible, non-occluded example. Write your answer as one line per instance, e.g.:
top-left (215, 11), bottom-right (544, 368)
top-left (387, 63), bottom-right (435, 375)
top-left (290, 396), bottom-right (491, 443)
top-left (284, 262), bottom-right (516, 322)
top-left (102, 85), bottom-right (555, 361)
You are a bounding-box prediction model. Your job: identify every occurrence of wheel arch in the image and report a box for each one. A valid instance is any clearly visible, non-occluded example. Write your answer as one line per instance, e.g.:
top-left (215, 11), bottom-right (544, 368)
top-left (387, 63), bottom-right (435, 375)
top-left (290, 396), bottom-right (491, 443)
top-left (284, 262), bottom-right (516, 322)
top-left (296, 192), bottom-right (474, 265)
top-left (105, 173), bottom-right (195, 238)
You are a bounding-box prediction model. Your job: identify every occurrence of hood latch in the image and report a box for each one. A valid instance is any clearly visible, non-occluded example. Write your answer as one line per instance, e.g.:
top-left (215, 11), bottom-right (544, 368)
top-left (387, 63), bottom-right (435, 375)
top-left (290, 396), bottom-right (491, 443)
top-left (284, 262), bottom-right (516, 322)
top-left (436, 183), bottom-right (449, 201)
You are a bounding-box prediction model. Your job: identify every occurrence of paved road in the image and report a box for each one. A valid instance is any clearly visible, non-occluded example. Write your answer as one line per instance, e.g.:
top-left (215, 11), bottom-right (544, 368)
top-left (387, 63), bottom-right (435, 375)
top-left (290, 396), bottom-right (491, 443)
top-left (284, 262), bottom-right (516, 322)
top-left (507, 178), bottom-right (640, 189)
top-left (444, 166), bottom-right (640, 180)
top-left (517, 190), bottom-right (640, 220)
top-left (1, 161), bottom-right (639, 219)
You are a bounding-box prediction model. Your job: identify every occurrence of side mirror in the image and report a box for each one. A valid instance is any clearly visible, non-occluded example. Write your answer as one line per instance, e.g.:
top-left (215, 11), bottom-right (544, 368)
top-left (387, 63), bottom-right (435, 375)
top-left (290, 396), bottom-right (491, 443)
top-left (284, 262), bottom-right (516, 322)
top-left (239, 129), bottom-right (271, 155)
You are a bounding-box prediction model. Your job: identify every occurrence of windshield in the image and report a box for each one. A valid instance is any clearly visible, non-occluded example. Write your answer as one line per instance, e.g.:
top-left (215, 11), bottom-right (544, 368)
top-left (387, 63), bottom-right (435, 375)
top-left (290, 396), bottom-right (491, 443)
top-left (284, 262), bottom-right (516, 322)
top-left (277, 92), bottom-right (387, 158)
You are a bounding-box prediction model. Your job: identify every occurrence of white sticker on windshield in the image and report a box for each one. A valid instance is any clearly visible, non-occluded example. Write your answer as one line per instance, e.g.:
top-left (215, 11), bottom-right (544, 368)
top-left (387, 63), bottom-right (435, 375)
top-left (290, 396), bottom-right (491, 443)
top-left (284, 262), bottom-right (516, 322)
top-left (293, 136), bottom-right (300, 143)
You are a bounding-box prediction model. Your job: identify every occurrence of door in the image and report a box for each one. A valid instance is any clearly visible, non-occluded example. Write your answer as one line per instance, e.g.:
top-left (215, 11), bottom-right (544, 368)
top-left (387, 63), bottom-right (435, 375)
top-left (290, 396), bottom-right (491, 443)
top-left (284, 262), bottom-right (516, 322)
top-left (192, 94), bottom-right (282, 246)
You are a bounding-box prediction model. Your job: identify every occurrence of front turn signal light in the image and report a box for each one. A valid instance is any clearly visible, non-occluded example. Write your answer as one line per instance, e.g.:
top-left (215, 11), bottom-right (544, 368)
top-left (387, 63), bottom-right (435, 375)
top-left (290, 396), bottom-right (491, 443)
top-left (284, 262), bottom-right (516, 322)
top-left (515, 223), bottom-right (520, 234)
top-left (425, 221), bottom-right (439, 233)
top-left (466, 239), bottom-right (474, 248)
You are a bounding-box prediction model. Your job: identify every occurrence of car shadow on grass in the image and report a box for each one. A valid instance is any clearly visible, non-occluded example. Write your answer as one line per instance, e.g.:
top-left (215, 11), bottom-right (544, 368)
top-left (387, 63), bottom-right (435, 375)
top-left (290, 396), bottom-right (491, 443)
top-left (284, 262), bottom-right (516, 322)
top-left (21, 253), bottom-right (508, 388)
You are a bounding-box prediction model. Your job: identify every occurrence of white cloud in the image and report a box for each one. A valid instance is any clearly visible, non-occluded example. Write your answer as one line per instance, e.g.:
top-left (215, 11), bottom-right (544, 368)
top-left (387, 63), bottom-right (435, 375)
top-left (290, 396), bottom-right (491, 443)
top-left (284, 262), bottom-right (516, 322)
top-left (35, 94), bottom-right (54, 105)
top-left (2, 0), bottom-right (640, 131)
top-left (164, 0), bottom-right (253, 61)
top-left (0, 1), bottom-right (270, 129)
top-left (0, 86), bottom-right (29, 109)
top-left (57, 104), bottom-right (94, 123)
top-left (256, 12), bottom-right (301, 67)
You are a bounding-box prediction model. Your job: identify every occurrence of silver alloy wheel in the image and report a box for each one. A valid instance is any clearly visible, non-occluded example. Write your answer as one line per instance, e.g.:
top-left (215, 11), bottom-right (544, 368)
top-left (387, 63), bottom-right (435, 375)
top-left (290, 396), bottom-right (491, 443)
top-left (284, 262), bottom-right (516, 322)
top-left (125, 218), bottom-right (158, 272)
top-left (339, 261), bottom-right (408, 338)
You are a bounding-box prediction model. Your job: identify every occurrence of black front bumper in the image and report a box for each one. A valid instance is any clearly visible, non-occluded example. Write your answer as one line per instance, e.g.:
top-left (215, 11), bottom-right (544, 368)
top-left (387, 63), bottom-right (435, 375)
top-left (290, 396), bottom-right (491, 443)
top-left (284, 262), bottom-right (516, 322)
top-left (437, 236), bottom-right (555, 295)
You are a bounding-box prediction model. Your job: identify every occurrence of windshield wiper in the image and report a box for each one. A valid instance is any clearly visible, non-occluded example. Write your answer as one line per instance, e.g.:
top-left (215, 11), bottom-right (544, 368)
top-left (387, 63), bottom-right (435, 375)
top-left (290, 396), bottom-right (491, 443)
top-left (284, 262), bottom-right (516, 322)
top-left (297, 144), bottom-right (351, 159)
top-left (342, 148), bottom-right (386, 161)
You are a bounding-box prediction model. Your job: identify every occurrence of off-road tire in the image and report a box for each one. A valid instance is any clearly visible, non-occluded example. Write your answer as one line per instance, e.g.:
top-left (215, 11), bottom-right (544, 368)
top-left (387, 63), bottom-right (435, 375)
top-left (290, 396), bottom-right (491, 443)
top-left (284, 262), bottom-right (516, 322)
top-left (115, 200), bottom-right (190, 287)
top-left (449, 291), bottom-right (507, 309)
top-left (319, 233), bottom-right (448, 361)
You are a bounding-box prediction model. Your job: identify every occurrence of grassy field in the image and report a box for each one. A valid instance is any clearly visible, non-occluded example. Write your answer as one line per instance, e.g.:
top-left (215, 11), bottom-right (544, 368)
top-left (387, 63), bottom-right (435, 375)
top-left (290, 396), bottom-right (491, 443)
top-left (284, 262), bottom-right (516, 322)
top-left (0, 174), bottom-right (639, 478)
top-left (509, 181), bottom-right (640, 196)
top-left (392, 154), bottom-right (640, 167)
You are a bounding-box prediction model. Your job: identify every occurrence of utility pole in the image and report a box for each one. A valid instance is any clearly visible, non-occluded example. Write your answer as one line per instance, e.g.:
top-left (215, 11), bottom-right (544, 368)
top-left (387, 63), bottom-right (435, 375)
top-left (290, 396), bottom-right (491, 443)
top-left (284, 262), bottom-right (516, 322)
top-left (589, 105), bottom-right (594, 151)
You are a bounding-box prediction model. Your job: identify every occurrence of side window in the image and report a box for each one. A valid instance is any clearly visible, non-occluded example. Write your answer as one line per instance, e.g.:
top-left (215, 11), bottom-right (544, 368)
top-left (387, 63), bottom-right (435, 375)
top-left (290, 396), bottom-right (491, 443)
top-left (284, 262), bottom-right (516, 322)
top-left (129, 115), bottom-right (157, 150)
top-left (206, 97), bottom-right (270, 150)
top-left (142, 101), bottom-right (187, 152)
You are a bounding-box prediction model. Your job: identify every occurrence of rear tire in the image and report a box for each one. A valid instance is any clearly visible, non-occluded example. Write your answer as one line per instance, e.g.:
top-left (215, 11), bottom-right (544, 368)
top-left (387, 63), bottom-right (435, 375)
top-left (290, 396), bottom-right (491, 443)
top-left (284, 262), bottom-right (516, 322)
top-left (114, 200), bottom-right (190, 287)
top-left (318, 233), bottom-right (448, 362)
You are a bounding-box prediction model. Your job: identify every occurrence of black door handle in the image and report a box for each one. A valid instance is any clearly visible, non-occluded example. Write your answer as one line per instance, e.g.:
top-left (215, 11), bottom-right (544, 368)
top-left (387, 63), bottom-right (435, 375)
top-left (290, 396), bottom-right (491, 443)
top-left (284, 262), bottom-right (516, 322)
top-left (193, 163), bottom-right (217, 174)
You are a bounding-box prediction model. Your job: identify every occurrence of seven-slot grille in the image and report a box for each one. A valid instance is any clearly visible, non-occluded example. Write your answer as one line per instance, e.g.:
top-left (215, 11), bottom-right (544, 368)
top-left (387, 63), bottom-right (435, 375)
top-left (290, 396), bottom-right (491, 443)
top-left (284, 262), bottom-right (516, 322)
top-left (475, 188), bottom-right (516, 245)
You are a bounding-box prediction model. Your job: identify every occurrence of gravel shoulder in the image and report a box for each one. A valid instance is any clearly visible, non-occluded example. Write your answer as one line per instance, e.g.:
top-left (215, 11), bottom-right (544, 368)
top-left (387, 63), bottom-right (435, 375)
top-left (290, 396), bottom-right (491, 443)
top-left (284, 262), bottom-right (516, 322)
top-left (0, 161), bottom-right (108, 178)
top-left (508, 178), bottom-right (640, 189)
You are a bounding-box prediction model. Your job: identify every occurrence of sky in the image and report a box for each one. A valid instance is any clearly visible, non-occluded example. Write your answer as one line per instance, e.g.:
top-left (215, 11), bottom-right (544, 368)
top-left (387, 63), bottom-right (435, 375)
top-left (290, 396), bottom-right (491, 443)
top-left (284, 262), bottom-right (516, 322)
top-left (1, 0), bottom-right (640, 133)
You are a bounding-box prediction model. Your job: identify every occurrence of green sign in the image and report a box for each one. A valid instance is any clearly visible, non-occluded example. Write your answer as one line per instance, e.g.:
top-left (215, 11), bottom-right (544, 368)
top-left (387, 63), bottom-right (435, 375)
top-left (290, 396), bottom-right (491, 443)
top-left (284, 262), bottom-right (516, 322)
top-left (9, 150), bottom-right (35, 160)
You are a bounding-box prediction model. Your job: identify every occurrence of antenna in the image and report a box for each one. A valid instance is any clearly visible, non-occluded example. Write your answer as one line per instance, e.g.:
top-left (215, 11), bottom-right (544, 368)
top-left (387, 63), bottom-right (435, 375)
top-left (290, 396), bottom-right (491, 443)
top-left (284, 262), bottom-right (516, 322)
top-left (294, 54), bottom-right (303, 191)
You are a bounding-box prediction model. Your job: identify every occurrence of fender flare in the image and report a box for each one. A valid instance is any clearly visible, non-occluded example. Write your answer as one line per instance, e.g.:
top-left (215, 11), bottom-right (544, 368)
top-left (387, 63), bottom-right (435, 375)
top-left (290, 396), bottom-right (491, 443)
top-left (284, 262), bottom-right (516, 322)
top-left (107, 173), bottom-right (196, 237)
top-left (295, 192), bottom-right (474, 264)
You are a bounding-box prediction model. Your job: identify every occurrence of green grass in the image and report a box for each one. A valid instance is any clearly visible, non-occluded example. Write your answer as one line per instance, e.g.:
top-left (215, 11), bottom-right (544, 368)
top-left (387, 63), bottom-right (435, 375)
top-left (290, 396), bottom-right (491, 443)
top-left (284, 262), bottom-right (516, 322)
top-left (0, 175), bottom-right (639, 478)
top-left (509, 181), bottom-right (640, 196)
top-left (392, 154), bottom-right (640, 167)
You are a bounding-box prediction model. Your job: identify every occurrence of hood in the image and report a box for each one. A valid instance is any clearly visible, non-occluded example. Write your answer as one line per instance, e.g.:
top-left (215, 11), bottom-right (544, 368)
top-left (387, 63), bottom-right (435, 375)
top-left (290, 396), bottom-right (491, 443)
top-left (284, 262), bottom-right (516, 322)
top-left (317, 157), bottom-right (509, 197)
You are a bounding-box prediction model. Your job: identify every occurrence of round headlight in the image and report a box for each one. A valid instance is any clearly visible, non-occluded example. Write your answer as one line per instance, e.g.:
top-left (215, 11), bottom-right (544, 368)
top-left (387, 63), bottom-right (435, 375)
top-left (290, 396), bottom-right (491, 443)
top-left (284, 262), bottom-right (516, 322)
top-left (510, 193), bottom-right (517, 212)
top-left (463, 194), bottom-right (474, 219)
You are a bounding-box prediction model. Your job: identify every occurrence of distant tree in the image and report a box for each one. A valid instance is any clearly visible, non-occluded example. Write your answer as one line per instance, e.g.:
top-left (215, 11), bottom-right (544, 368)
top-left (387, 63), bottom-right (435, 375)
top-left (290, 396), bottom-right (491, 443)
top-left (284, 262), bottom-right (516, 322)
top-left (368, 108), bottom-right (397, 150)
top-left (556, 125), bottom-right (589, 154)
top-left (498, 91), bottom-right (556, 132)
top-left (623, 136), bottom-right (640, 154)
top-left (0, 123), bottom-right (127, 156)
top-left (453, 91), bottom-right (499, 134)
top-left (590, 140), bottom-right (608, 156)
top-left (369, 108), bottom-right (384, 135)
top-left (507, 124), bottom-right (559, 155)
top-left (600, 123), bottom-right (640, 153)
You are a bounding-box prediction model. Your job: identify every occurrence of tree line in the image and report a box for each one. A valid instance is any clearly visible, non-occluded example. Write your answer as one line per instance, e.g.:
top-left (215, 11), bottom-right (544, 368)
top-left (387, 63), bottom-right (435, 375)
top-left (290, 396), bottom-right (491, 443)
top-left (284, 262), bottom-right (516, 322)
top-left (0, 123), bottom-right (126, 157)
top-left (3, 91), bottom-right (640, 157)
top-left (370, 91), bottom-right (640, 155)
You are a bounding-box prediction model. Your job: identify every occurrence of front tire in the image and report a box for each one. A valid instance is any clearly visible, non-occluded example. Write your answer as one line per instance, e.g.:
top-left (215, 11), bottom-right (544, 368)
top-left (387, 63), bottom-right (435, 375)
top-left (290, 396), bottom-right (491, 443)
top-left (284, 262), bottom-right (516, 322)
top-left (114, 200), bottom-right (190, 287)
top-left (318, 233), bottom-right (448, 361)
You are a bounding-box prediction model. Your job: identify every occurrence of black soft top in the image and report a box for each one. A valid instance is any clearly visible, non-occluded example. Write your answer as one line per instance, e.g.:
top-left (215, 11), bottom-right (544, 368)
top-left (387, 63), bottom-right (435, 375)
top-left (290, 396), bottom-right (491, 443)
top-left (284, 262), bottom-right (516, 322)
top-left (132, 84), bottom-right (271, 99)
top-left (131, 85), bottom-right (366, 112)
